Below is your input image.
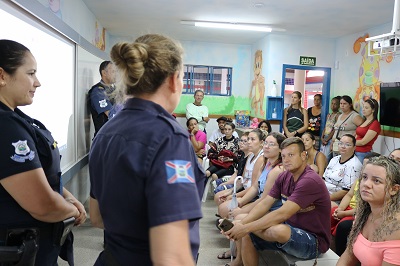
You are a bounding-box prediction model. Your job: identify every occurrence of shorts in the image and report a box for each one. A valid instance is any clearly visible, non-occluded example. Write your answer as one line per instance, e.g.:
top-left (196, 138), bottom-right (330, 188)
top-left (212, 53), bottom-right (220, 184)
top-left (250, 224), bottom-right (318, 260)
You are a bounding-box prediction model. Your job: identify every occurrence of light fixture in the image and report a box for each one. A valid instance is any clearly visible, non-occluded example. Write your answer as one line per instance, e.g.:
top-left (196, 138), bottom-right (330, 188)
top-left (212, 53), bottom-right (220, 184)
top-left (180, 20), bottom-right (273, 32)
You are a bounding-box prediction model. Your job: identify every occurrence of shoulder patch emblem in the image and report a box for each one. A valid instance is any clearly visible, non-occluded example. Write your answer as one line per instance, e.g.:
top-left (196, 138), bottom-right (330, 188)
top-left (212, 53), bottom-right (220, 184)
top-left (165, 160), bottom-right (195, 184)
top-left (99, 99), bottom-right (108, 108)
top-left (11, 140), bottom-right (35, 163)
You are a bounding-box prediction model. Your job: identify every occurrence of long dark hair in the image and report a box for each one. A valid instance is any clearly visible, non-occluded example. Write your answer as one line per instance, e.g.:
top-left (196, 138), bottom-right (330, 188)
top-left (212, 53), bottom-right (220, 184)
top-left (364, 98), bottom-right (379, 121)
top-left (263, 132), bottom-right (286, 169)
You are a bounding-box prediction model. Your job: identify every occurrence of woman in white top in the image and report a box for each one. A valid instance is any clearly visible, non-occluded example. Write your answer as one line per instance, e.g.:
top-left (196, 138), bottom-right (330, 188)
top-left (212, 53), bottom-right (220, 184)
top-left (323, 134), bottom-right (362, 207)
top-left (330, 95), bottom-right (363, 157)
top-left (217, 128), bottom-right (265, 218)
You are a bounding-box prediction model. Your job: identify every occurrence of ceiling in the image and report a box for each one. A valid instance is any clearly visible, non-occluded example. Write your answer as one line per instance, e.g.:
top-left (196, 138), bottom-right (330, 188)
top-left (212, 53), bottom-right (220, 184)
top-left (81, 0), bottom-right (397, 45)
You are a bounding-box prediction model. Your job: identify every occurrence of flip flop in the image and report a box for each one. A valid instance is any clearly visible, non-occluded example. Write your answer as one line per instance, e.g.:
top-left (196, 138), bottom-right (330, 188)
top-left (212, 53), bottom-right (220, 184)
top-left (217, 251), bottom-right (234, 259)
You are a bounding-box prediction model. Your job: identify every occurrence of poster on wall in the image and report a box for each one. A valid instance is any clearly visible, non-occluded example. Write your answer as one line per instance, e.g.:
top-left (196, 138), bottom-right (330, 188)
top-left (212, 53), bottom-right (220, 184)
top-left (235, 110), bottom-right (250, 128)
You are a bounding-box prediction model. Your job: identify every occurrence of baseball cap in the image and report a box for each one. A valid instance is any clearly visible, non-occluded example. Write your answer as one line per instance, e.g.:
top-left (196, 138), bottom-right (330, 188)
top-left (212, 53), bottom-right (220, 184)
top-left (217, 116), bottom-right (228, 123)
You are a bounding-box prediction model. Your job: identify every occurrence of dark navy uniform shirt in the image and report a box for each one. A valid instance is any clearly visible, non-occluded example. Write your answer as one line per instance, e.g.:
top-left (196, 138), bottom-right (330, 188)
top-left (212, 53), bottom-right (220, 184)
top-left (89, 97), bottom-right (205, 265)
top-left (88, 81), bottom-right (113, 135)
top-left (0, 100), bottom-right (64, 265)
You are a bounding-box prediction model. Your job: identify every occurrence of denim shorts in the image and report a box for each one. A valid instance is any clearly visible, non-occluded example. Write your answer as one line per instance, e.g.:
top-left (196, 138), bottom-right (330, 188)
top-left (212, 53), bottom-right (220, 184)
top-left (250, 224), bottom-right (318, 260)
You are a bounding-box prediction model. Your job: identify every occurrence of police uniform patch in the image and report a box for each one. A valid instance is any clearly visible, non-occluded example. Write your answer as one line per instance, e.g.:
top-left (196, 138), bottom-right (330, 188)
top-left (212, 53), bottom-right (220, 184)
top-left (10, 140), bottom-right (35, 162)
top-left (99, 99), bottom-right (108, 108)
top-left (165, 160), bottom-right (195, 184)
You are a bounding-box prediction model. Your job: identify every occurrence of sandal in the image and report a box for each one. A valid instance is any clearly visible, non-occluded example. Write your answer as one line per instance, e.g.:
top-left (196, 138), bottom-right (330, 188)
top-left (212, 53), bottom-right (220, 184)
top-left (217, 251), bottom-right (230, 259)
top-left (217, 251), bottom-right (235, 260)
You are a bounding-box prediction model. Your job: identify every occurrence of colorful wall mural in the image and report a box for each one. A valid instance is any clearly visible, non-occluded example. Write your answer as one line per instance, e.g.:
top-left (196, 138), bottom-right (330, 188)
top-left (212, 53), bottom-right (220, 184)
top-left (250, 50), bottom-right (265, 117)
top-left (353, 33), bottom-right (392, 112)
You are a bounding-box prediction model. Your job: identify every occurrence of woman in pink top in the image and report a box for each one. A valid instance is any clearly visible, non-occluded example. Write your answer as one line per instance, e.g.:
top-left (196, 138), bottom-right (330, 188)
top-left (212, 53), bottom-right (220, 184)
top-left (355, 99), bottom-right (381, 163)
top-left (337, 156), bottom-right (400, 266)
top-left (187, 117), bottom-right (207, 164)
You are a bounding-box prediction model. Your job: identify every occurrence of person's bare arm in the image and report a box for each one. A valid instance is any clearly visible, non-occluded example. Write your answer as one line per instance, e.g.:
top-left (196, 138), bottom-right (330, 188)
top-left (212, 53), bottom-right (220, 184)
top-left (260, 165), bottom-right (284, 199)
top-left (89, 197), bottom-right (104, 229)
top-left (356, 129), bottom-right (378, 146)
top-left (330, 189), bottom-right (348, 202)
top-left (1, 168), bottom-right (79, 222)
top-left (63, 187), bottom-right (87, 225)
top-left (150, 220), bottom-right (195, 266)
top-left (316, 152), bottom-right (328, 177)
top-left (353, 114), bottom-right (364, 127)
top-left (239, 156), bottom-right (264, 206)
top-left (297, 108), bottom-right (309, 134)
top-left (336, 246), bottom-right (360, 266)
top-left (282, 108), bottom-right (290, 136)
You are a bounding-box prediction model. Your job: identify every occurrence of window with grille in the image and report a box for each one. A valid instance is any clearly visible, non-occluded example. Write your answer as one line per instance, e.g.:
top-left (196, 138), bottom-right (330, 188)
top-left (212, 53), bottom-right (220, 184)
top-left (183, 65), bottom-right (232, 96)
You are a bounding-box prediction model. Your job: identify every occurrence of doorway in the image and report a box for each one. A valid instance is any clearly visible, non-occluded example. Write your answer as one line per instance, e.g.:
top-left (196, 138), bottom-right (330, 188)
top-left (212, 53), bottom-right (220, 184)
top-left (280, 64), bottom-right (331, 137)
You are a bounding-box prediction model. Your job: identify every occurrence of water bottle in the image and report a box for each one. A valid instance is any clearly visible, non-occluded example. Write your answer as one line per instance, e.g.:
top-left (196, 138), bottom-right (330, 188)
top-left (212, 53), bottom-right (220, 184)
top-left (272, 108), bottom-right (277, 119)
top-left (271, 80), bottom-right (277, 97)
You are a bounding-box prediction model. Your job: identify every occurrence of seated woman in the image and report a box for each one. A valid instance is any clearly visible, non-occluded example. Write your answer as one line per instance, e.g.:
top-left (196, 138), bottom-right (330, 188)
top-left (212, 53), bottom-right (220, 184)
top-left (206, 122), bottom-right (240, 180)
top-left (323, 134), bottom-right (362, 207)
top-left (257, 120), bottom-right (272, 133)
top-left (213, 132), bottom-right (250, 199)
top-left (230, 132), bottom-right (286, 217)
top-left (216, 132), bottom-right (285, 260)
top-left (337, 156), bottom-right (400, 265)
top-left (355, 98), bottom-right (381, 162)
top-left (187, 117), bottom-right (207, 164)
top-left (217, 129), bottom-right (265, 218)
top-left (302, 132), bottom-right (327, 177)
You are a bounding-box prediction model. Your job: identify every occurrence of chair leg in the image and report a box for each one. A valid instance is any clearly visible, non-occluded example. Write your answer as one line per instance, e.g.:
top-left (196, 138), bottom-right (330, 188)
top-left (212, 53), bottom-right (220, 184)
top-left (202, 177), bottom-right (212, 202)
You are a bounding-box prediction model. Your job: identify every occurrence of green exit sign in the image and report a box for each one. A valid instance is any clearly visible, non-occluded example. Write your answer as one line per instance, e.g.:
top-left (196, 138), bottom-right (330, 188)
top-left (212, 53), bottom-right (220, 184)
top-left (300, 56), bottom-right (316, 66)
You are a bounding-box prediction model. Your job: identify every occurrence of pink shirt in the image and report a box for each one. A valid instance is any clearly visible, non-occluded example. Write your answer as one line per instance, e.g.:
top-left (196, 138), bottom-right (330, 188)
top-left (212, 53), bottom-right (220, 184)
top-left (189, 130), bottom-right (206, 150)
top-left (353, 233), bottom-right (400, 265)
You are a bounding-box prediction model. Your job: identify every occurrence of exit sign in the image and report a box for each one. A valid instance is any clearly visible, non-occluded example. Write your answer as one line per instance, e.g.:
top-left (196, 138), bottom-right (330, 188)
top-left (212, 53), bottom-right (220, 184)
top-left (300, 56), bottom-right (316, 66)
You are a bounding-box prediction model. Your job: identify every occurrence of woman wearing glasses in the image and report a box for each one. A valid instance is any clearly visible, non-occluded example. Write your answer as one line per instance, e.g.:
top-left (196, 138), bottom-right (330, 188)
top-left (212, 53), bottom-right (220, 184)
top-left (355, 98), bottom-right (381, 162)
top-left (323, 134), bottom-right (362, 207)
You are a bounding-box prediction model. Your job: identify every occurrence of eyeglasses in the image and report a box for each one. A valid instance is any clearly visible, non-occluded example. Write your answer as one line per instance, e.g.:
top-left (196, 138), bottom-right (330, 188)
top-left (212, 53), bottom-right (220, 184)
top-left (264, 142), bottom-right (278, 147)
top-left (338, 142), bottom-right (353, 148)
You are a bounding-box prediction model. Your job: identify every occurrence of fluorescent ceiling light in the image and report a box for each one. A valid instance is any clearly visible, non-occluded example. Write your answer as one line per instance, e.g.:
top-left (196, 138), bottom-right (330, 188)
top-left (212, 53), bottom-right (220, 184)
top-left (307, 70), bottom-right (325, 77)
top-left (181, 20), bottom-right (272, 32)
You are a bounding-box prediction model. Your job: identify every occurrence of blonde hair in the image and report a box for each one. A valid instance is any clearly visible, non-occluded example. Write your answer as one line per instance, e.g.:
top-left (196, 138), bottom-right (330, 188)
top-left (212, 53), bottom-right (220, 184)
top-left (110, 34), bottom-right (183, 99)
top-left (347, 156), bottom-right (400, 252)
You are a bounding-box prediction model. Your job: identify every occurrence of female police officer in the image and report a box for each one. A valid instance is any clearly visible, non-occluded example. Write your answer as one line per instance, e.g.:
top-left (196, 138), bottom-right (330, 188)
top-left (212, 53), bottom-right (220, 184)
top-left (0, 40), bottom-right (86, 265)
top-left (89, 34), bottom-right (205, 265)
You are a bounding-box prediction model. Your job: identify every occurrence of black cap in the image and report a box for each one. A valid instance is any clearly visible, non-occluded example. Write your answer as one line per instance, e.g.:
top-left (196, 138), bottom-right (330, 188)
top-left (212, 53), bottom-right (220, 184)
top-left (217, 116), bottom-right (228, 123)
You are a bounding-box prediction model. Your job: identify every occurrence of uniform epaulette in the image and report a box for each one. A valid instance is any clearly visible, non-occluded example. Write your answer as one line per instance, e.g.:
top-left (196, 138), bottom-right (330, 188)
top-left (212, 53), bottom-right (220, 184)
top-left (157, 113), bottom-right (187, 137)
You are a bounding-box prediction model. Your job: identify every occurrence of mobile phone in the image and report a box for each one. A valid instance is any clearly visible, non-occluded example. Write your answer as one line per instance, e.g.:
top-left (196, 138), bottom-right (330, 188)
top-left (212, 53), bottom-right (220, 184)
top-left (218, 218), bottom-right (234, 232)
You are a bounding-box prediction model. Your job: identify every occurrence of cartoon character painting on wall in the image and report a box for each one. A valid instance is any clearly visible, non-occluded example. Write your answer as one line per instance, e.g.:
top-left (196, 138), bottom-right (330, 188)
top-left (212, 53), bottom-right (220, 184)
top-left (94, 21), bottom-right (106, 51)
top-left (250, 50), bottom-right (265, 117)
top-left (48, 0), bottom-right (62, 19)
top-left (353, 33), bottom-right (393, 112)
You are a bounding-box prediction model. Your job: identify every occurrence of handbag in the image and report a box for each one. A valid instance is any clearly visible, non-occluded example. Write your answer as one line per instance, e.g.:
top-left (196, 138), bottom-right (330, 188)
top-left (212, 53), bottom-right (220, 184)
top-left (332, 112), bottom-right (353, 152)
top-left (210, 149), bottom-right (235, 169)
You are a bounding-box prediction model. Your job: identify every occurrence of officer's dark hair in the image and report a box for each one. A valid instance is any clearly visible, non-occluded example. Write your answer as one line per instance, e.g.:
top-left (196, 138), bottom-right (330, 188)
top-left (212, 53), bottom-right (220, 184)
top-left (186, 117), bottom-right (198, 127)
top-left (99, 61), bottom-right (112, 77)
top-left (110, 34), bottom-right (183, 97)
top-left (0, 39), bottom-right (30, 75)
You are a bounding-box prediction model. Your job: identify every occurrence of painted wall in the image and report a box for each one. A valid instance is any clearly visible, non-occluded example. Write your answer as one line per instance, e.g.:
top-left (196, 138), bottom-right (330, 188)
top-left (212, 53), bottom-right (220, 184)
top-left (174, 41), bottom-right (253, 117)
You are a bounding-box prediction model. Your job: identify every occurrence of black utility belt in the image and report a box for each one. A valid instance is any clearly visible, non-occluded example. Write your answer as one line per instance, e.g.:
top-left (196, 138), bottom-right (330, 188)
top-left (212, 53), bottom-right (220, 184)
top-left (0, 217), bottom-right (75, 247)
